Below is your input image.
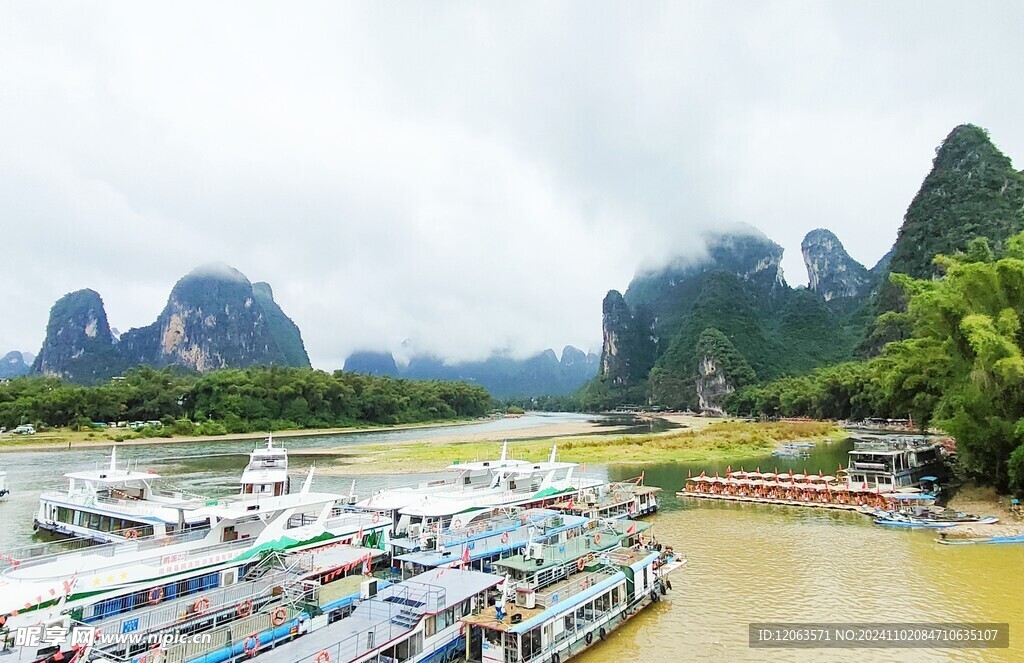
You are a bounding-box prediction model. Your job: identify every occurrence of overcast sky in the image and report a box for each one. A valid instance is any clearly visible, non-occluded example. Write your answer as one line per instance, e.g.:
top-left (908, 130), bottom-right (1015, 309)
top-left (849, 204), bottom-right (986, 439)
top-left (3, 2), bottom-right (1024, 369)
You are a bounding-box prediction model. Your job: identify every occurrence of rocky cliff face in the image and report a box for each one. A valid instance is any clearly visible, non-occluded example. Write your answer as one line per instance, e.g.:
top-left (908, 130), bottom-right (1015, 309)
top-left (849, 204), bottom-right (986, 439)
top-left (31, 289), bottom-right (122, 383)
top-left (599, 290), bottom-right (656, 388)
top-left (344, 351), bottom-right (400, 376)
top-left (31, 265), bottom-right (309, 383)
top-left (801, 228), bottom-right (871, 301)
top-left (0, 351), bottom-right (32, 379)
top-left (119, 264), bottom-right (309, 372)
top-left (695, 355), bottom-right (733, 415)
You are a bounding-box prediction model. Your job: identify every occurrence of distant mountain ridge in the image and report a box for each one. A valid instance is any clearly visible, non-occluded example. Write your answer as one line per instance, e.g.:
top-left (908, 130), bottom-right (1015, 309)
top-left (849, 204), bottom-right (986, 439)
top-left (343, 346), bottom-right (599, 398)
top-left (0, 351), bottom-right (33, 379)
top-left (31, 264), bottom-right (310, 384)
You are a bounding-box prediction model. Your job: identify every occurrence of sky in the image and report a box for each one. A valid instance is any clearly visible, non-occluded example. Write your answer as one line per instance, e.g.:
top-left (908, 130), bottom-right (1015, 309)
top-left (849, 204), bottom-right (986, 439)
top-left (2, 2), bottom-right (1024, 370)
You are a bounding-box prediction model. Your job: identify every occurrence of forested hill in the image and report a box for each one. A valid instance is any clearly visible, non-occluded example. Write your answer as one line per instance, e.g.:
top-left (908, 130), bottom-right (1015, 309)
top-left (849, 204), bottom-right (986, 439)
top-left (581, 124), bottom-right (1024, 416)
top-left (0, 366), bottom-right (492, 434)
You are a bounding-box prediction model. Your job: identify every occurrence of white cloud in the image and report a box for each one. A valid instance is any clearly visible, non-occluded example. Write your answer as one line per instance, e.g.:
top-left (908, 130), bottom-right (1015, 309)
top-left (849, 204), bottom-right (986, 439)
top-left (2, 1), bottom-right (1024, 368)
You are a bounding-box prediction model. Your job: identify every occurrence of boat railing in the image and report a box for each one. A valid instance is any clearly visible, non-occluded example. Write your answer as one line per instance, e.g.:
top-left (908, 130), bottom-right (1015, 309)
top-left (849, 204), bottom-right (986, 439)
top-left (84, 568), bottom-right (292, 642)
top-left (849, 461), bottom-right (890, 471)
top-left (0, 529), bottom-right (211, 572)
top-left (0, 535), bottom-right (100, 571)
top-left (4, 535), bottom-right (251, 582)
top-left (534, 567), bottom-right (617, 608)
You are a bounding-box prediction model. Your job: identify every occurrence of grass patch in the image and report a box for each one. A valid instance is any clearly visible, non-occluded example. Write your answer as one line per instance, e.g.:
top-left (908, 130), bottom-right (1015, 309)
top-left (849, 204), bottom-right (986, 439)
top-left (355, 420), bottom-right (843, 468)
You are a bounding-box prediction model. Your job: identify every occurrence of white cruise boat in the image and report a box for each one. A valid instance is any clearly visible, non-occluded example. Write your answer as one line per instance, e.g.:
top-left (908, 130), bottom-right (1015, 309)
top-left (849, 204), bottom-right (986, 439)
top-left (356, 442), bottom-right (530, 525)
top-left (34, 447), bottom-right (212, 542)
top-left (241, 433), bottom-right (291, 496)
top-left (2, 471), bottom-right (392, 636)
top-left (392, 447), bottom-right (605, 537)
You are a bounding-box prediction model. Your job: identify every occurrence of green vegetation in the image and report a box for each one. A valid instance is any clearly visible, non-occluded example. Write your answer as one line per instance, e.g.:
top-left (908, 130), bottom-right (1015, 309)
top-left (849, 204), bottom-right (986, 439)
top-left (353, 420), bottom-right (841, 469)
top-left (732, 234), bottom-right (1024, 495)
top-left (0, 365), bottom-right (492, 437)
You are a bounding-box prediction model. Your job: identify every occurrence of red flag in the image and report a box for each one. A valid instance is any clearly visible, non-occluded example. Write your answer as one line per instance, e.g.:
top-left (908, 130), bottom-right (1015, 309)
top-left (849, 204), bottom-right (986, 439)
top-left (461, 545), bottom-right (471, 569)
top-left (819, 470), bottom-right (823, 478)
top-left (626, 523), bottom-right (636, 535)
top-left (354, 526), bottom-right (363, 546)
top-left (726, 465), bottom-right (732, 474)
top-left (687, 469), bottom-right (692, 478)
top-left (362, 553), bottom-right (372, 575)
top-left (699, 470), bottom-right (705, 478)
top-left (567, 497), bottom-right (575, 510)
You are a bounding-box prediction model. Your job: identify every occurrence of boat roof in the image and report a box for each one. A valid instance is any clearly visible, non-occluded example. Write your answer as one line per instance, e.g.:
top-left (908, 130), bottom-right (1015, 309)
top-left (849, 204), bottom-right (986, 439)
top-left (192, 491), bottom-right (341, 519)
top-left (64, 468), bottom-right (162, 483)
top-left (256, 569), bottom-right (499, 662)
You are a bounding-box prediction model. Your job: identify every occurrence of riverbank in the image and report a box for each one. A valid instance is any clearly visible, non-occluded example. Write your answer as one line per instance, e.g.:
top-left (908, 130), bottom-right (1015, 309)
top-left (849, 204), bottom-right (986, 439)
top-left (312, 420), bottom-right (844, 476)
top-left (0, 417), bottom-right (486, 452)
top-left (941, 485), bottom-right (1024, 539)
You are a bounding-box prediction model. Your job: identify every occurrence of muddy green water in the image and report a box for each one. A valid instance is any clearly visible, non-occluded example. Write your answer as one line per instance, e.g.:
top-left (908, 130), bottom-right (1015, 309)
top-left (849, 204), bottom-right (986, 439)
top-left (1, 417), bottom-right (1021, 661)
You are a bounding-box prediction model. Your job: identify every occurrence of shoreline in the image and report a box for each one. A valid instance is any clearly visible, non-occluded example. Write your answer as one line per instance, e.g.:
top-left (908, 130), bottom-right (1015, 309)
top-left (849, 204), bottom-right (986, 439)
top-left (0, 417), bottom-right (490, 452)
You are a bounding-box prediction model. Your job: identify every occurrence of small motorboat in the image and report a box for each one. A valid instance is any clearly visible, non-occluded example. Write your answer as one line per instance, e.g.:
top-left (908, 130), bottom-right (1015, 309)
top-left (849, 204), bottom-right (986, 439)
top-left (771, 449), bottom-right (809, 458)
top-left (0, 466), bottom-right (8, 501)
top-left (874, 513), bottom-right (956, 528)
top-left (874, 510), bottom-right (998, 528)
top-left (937, 532), bottom-right (1024, 545)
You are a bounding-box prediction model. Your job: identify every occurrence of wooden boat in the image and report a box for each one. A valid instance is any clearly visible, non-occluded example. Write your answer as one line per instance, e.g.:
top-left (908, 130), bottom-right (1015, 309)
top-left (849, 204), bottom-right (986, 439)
top-left (937, 532), bottom-right (1024, 545)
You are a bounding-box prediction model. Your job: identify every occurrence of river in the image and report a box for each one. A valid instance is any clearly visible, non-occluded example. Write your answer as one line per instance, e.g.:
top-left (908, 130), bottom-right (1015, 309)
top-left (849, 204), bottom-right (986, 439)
top-left (1, 414), bottom-right (1021, 661)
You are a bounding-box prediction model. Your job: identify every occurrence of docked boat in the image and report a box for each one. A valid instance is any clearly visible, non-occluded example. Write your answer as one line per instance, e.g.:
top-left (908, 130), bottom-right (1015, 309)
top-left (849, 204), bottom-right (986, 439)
top-left (937, 532), bottom-right (1024, 545)
top-left (240, 433), bottom-right (291, 496)
top-left (33, 447), bottom-right (213, 542)
top-left (873, 512), bottom-right (958, 528)
top-left (3, 472), bottom-right (392, 637)
top-left (460, 526), bottom-right (684, 663)
top-left (246, 568), bottom-right (502, 663)
top-left (366, 445), bottom-right (605, 538)
top-left (548, 476), bottom-right (661, 520)
top-left (771, 449), bottom-right (809, 458)
top-left (846, 436), bottom-right (946, 491)
top-left (356, 442), bottom-right (531, 528)
top-left (392, 510), bottom-right (594, 577)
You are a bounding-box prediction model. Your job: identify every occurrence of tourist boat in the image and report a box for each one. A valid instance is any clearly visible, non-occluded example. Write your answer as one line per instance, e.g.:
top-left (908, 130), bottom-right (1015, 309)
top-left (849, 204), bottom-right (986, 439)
top-left (460, 527), bottom-right (684, 663)
top-left (356, 442), bottom-right (531, 527)
top-left (547, 477), bottom-right (661, 521)
top-left (366, 445), bottom-right (605, 538)
top-left (0, 466), bottom-right (8, 502)
top-left (392, 510), bottom-right (594, 577)
top-left (3, 472), bottom-right (392, 636)
top-left (845, 436), bottom-right (946, 491)
top-left (873, 506), bottom-right (998, 528)
top-left (33, 447), bottom-right (213, 542)
top-left (240, 433), bottom-right (291, 497)
top-left (239, 568), bottom-right (503, 663)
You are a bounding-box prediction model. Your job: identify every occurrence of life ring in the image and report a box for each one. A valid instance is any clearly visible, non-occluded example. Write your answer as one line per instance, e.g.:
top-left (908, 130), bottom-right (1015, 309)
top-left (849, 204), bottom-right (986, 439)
top-left (660, 584), bottom-right (667, 596)
top-left (452, 518), bottom-right (462, 529)
top-left (576, 557), bottom-right (586, 572)
top-left (371, 512), bottom-right (380, 525)
top-left (551, 653), bottom-right (561, 663)
top-left (270, 607), bottom-right (287, 626)
top-left (500, 532), bottom-right (510, 544)
top-left (599, 627), bottom-right (607, 641)
top-left (193, 597), bottom-right (210, 614)
top-left (242, 635), bottom-right (259, 656)
top-left (125, 528), bottom-right (139, 539)
top-left (236, 599), bottom-right (252, 617)
top-left (650, 590), bottom-right (659, 603)
top-left (585, 631), bottom-right (593, 645)
top-left (148, 587), bottom-right (165, 604)
top-left (593, 533), bottom-right (602, 545)
top-left (666, 579), bottom-right (673, 591)
top-left (314, 651), bottom-right (330, 663)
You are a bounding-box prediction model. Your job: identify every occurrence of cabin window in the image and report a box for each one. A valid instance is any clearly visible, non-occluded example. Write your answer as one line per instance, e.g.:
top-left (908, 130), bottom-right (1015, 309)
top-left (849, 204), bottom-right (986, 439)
top-left (424, 616), bottom-right (436, 637)
top-left (522, 627), bottom-right (541, 660)
top-left (611, 586), bottom-right (620, 607)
